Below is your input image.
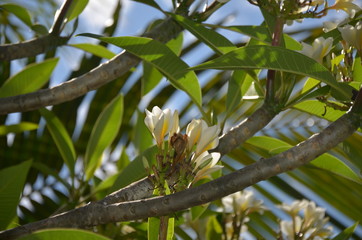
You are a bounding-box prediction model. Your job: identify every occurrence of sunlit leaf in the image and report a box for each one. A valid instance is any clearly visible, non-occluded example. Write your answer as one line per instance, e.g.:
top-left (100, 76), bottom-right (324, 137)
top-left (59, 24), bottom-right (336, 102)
top-left (190, 45), bottom-right (350, 99)
top-left (142, 32), bottom-right (183, 95)
top-left (171, 14), bottom-right (236, 55)
top-left (65, 0), bottom-right (89, 23)
top-left (79, 34), bottom-right (202, 107)
top-left (0, 3), bottom-right (32, 26)
top-left (69, 43), bottom-right (116, 59)
top-left (0, 160), bottom-right (32, 229)
top-left (85, 94), bottom-right (124, 180)
top-left (293, 100), bottom-right (345, 122)
top-left (40, 108), bottom-right (76, 176)
top-left (0, 58), bottom-right (58, 98)
top-left (332, 222), bottom-right (359, 240)
top-left (18, 228), bottom-right (110, 240)
top-left (0, 122), bottom-right (38, 135)
top-left (246, 136), bottom-right (362, 184)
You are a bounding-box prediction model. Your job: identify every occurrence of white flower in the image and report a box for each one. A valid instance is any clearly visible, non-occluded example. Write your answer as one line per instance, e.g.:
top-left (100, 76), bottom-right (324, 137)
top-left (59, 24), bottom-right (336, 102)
top-left (280, 216), bottom-right (303, 240)
top-left (329, 0), bottom-right (361, 18)
top-left (222, 190), bottom-right (267, 215)
top-left (338, 21), bottom-right (362, 54)
top-left (300, 37), bottom-right (333, 63)
top-left (144, 106), bottom-right (179, 146)
top-left (278, 200), bottom-right (333, 240)
top-left (191, 151), bottom-right (222, 182)
top-left (278, 199), bottom-right (309, 216)
top-left (186, 119), bottom-right (220, 156)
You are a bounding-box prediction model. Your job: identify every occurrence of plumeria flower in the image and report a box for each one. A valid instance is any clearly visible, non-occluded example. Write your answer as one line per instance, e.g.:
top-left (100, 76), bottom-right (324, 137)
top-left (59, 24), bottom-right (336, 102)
top-left (222, 190), bottom-right (267, 215)
top-left (280, 216), bottom-right (303, 240)
top-left (186, 119), bottom-right (220, 156)
top-left (278, 199), bottom-right (309, 216)
top-left (300, 37), bottom-right (333, 63)
top-left (144, 106), bottom-right (179, 147)
top-left (191, 151), bottom-right (222, 183)
top-left (338, 21), bottom-right (362, 55)
top-left (328, 0), bottom-right (361, 18)
top-left (278, 200), bottom-right (333, 240)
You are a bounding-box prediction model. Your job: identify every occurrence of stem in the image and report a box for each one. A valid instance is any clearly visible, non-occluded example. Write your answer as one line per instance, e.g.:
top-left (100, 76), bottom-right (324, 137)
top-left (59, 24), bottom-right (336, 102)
top-left (50, 0), bottom-right (74, 35)
top-left (159, 215), bottom-right (169, 240)
top-left (265, 17), bottom-right (284, 103)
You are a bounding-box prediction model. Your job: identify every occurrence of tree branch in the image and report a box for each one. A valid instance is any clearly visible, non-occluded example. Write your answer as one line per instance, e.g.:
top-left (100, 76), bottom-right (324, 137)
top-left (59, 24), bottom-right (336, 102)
top-left (0, 17), bottom-right (183, 114)
top-left (0, 35), bottom-right (69, 61)
top-left (1, 110), bottom-right (359, 240)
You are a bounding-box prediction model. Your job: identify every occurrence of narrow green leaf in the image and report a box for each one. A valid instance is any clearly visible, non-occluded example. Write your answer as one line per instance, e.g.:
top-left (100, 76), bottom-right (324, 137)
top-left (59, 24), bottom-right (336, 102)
top-left (223, 25), bottom-right (272, 43)
top-left (18, 228), bottom-right (110, 240)
top-left (293, 100), bottom-right (345, 122)
top-left (31, 24), bottom-right (49, 36)
top-left (190, 45), bottom-right (350, 99)
top-left (79, 34), bottom-right (202, 107)
top-left (171, 14), bottom-right (236, 55)
top-left (332, 222), bottom-right (359, 240)
top-left (0, 122), bottom-right (38, 135)
top-left (0, 160), bottom-right (32, 229)
top-left (0, 58), bottom-right (59, 98)
top-left (226, 70), bottom-right (246, 114)
top-left (353, 57), bottom-right (362, 82)
top-left (108, 145), bottom-right (158, 193)
top-left (40, 108), bottom-right (76, 176)
top-left (247, 136), bottom-right (362, 184)
top-left (0, 3), bottom-right (32, 26)
top-left (69, 43), bottom-right (116, 59)
top-left (142, 33), bottom-right (183, 96)
top-left (148, 216), bottom-right (160, 240)
top-left (133, 110), bottom-right (153, 154)
top-left (85, 95), bottom-right (124, 180)
top-left (65, 0), bottom-right (89, 23)
top-left (132, 0), bottom-right (163, 11)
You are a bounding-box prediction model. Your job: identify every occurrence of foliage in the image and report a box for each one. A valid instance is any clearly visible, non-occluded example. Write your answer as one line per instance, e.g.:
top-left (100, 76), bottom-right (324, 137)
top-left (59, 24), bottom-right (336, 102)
top-left (0, 0), bottom-right (362, 239)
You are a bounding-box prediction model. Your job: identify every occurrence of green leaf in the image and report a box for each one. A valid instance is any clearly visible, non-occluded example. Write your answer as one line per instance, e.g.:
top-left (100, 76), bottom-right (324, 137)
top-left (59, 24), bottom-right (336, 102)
top-left (108, 145), bottom-right (158, 193)
top-left (142, 32), bottom-right (183, 96)
top-left (221, 25), bottom-right (272, 43)
top-left (332, 222), bottom-right (359, 240)
top-left (18, 228), bottom-right (111, 240)
top-left (31, 24), bottom-right (49, 36)
top-left (132, 0), bottom-right (162, 11)
top-left (0, 58), bottom-right (59, 98)
top-left (0, 3), bottom-right (32, 26)
top-left (171, 14), bottom-right (236, 55)
top-left (293, 100), bottom-right (345, 122)
top-left (133, 110), bottom-right (153, 154)
top-left (353, 57), bottom-right (362, 82)
top-left (39, 108), bottom-right (76, 176)
top-left (79, 34), bottom-right (202, 107)
top-left (0, 122), bottom-right (38, 135)
top-left (190, 45), bottom-right (350, 99)
top-left (246, 136), bottom-right (362, 184)
top-left (226, 70), bottom-right (246, 113)
top-left (69, 43), bottom-right (116, 59)
top-left (85, 94), bottom-right (124, 180)
top-left (65, 0), bottom-right (89, 23)
top-left (0, 160), bottom-right (32, 229)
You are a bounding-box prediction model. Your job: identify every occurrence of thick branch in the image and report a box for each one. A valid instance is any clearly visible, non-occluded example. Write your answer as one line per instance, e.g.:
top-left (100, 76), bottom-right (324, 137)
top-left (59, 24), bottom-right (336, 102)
top-left (214, 104), bottom-right (276, 156)
top-left (0, 35), bottom-right (69, 61)
top-left (1, 110), bottom-right (359, 240)
top-left (0, 17), bottom-right (183, 114)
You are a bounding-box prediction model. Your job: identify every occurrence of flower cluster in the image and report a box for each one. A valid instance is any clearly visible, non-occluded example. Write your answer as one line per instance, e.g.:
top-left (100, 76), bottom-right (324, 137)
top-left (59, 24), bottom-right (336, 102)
top-left (278, 200), bottom-right (333, 240)
top-left (221, 190), bottom-right (268, 240)
top-left (144, 106), bottom-right (222, 192)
